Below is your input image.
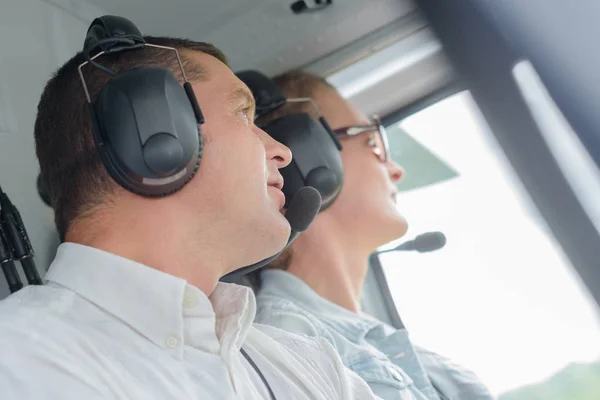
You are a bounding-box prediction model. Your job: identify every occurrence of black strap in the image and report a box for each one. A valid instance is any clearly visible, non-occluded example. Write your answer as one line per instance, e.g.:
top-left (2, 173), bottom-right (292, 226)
top-left (240, 347), bottom-right (277, 400)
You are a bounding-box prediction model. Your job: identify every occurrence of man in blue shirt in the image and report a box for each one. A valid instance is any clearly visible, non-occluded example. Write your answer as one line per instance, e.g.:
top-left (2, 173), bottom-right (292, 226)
top-left (252, 70), bottom-right (496, 400)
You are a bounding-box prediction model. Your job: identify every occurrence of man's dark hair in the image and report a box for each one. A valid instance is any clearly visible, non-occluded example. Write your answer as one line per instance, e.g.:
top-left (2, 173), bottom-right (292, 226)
top-left (35, 36), bottom-right (227, 242)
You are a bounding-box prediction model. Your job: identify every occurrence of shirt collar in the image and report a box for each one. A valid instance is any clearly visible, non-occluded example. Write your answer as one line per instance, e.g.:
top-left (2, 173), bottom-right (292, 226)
top-left (258, 269), bottom-right (379, 339)
top-left (46, 243), bottom-right (256, 358)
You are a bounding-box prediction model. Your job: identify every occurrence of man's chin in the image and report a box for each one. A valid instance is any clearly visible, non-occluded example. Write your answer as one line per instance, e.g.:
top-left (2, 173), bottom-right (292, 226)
top-left (272, 218), bottom-right (292, 250)
top-left (250, 219), bottom-right (291, 263)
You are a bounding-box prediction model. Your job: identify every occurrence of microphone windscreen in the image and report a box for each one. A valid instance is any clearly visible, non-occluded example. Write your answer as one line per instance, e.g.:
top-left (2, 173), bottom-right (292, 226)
top-left (285, 186), bottom-right (321, 232)
top-left (414, 231), bottom-right (447, 252)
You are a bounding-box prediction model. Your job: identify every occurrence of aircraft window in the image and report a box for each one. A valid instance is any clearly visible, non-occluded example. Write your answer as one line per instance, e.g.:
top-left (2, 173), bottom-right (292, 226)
top-left (379, 90), bottom-right (600, 399)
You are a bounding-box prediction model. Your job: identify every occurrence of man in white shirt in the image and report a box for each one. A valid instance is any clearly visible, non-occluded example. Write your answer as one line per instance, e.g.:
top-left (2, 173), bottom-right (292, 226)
top-left (0, 17), bottom-right (382, 400)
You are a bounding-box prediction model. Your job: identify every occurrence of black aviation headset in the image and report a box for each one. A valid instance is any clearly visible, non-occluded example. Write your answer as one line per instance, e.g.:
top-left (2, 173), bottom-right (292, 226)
top-left (80, 15), bottom-right (204, 197)
top-left (236, 70), bottom-right (344, 211)
top-left (78, 16), bottom-right (320, 279)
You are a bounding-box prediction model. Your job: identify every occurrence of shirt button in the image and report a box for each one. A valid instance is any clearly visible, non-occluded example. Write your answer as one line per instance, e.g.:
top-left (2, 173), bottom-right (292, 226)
top-left (166, 336), bottom-right (179, 349)
top-left (183, 291), bottom-right (198, 308)
top-left (390, 368), bottom-right (404, 382)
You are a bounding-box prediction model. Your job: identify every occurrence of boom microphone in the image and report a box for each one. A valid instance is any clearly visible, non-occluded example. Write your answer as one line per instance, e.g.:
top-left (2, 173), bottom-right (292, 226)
top-left (283, 186), bottom-right (322, 232)
top-left (222, 186), bottom-right (322, 280)
top-left (377, 231), bottom-right (446, 254)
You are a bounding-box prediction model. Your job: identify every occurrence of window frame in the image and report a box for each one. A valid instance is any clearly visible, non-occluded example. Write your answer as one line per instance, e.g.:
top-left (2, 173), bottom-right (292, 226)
top-left (368, 0), bottom-right (600, 316)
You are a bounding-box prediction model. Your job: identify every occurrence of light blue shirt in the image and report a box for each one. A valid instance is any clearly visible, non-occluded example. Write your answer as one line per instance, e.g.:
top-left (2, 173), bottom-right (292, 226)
top-left (255, 270), bottom-right (496, 400)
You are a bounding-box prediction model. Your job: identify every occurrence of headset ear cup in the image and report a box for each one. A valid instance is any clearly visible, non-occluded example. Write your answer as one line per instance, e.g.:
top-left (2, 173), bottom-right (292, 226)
top-left (81, 16), bottom-right (203, 198)
top-left (92, 67), bottom-right (201, 197)
top-left (305, 167), bottom-right (340, 208)
top-left (263, 113), bottom-right (343, 211)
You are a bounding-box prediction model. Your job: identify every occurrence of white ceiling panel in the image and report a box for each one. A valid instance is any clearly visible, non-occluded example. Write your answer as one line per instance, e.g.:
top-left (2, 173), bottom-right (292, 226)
top-left (76, 0), bottom-right (417, 75)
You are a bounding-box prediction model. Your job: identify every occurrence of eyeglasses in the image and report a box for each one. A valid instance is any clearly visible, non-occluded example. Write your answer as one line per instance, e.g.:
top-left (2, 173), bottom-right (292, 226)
top-left (333, 115), bottom-right (390, 162)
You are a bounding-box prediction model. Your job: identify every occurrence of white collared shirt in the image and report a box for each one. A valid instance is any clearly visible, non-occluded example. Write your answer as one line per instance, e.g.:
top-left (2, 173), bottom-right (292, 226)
top-left (0, 243), bottom-right (380, 400)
